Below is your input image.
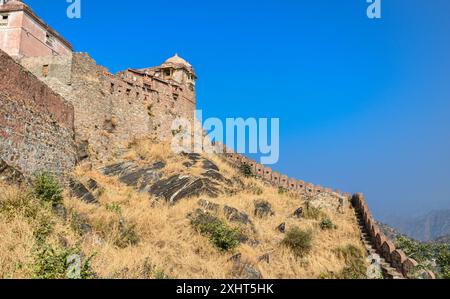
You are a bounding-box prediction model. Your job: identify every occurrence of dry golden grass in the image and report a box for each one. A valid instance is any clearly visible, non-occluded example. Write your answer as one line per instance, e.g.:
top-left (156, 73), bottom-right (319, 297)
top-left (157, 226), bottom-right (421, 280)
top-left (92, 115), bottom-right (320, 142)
top-left (0, 139), bottom-right (367, 279)
top-left (0, 183), bottom-right (79, 278)
top-left (0, 216), bottom-right (35, 278)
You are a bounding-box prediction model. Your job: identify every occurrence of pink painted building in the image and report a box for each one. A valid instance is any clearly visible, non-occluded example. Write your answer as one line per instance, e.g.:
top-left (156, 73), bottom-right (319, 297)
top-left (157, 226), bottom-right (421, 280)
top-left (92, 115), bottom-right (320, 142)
top-left (0, 0), bottom-right (72, 59)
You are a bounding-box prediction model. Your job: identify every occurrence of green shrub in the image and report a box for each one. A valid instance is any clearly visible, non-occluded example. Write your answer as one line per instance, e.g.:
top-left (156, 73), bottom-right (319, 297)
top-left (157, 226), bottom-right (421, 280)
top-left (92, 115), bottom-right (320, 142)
top-left (252, 186), bottom-right (263, 195)
top-left (396, 235), bottom-right (450, 279)
top-left (191, 211), bottom-right (241, 252)
top-left (278, 187), bottom-right (288, 194)
top-left (318, 272), bottom-right (335, 279)
top-left (239, 164), bottom-right (254, 178)
top-left (70, 212), bottom-right (92, 236)
top-left (114, 223), bottom-right (139, 249)
top-left (34, 215), bottom-right (55, 245)
top-left (34, 173), bottom-right (63, 206)
top-left (339, 265), bottom-right (366, 279)
top-left (395, 235), bottom-right (435, 262)
top-left (333, 245), bottom-right (367, 279)
top-left (106, 203), bottom-right (121, 215)
top-left (320, 217), bottom-right (335, 230)
top-left (33, 245), bottom-right (95, 279)
top-left (304, 205), bottom-right (326, 220)
top-left (436, 246), bottom-right (450, 279)
top-left (246, 182), bottom-right (263, 195)
top-left (154, 269), bottom-right (170, 279)
top-left (282, 227), bottom-right (313, 257)
top-left (0, 189), bottom-right (40, 220)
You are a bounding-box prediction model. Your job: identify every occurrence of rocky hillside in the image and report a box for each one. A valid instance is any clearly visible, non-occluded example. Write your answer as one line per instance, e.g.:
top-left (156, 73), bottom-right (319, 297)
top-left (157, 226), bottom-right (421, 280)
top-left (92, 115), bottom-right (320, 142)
top-left (377, 222), bottom-right (406, 241)
top-left (0, 139), bottom-right (369, 279)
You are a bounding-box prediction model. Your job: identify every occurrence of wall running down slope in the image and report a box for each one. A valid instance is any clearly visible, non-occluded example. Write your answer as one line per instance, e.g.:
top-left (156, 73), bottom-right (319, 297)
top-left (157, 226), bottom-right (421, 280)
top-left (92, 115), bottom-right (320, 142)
top-left (221, 150), bottom-right (435, 279)
top-left (224, 151), bottom-right (350, 198)
top-left (351, 193), bottom-right (435, 279)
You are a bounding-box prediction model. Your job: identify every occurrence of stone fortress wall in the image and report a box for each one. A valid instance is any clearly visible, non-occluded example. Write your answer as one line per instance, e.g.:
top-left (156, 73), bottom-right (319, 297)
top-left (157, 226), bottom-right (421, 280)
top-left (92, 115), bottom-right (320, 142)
top-left (224, 150), bottom-right (350, 198)
top-left (1, 1), bottom-right (197, 164)
top-left (351, 193), bottom-right (436, 279)
top-left (20, 52), bottom-right (196, 163)
top-left (0, 48), bottom-right (76, 177)
top-left (219, 150), bottom-right (435, 279)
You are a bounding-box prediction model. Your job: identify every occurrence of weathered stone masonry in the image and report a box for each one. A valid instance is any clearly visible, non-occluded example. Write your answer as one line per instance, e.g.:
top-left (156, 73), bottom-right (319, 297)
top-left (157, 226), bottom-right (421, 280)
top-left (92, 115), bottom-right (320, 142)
top-left (20, 52), bottom-right (197, 162)
top-left (0, 48), bottom-right (76, 177)
top-left (223, 150), bottom-right (349, 198)
top-left (352, 193), bottom-right (436, 279)
top-left (1, 1), bottom-right (197, 164)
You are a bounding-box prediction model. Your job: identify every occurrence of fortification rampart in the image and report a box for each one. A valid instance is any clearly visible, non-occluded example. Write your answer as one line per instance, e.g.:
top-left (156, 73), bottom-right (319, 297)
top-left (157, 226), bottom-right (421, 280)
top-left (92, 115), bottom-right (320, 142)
top-left (20, 52), bottom-right (196, 162)
top-left (351, 193), bottom-right (436, 279)
top-left (0, 48), bottom-right (76, 177)
top-left (218, 149), bottom-right (436, 279)
top-left (222, 151), bottom-right (350, 198)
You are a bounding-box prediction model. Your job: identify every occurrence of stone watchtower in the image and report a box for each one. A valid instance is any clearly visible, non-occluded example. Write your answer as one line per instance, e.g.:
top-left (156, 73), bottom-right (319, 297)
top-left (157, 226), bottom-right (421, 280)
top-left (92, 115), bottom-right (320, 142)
top-left (126, 53), bottom-right (198, 101)
top-left (158, 54), bottom-right (197, 91)
top-left (0, 0), bottom-right (72, 59)
top-left (118, 53), bottom-right (198, 117)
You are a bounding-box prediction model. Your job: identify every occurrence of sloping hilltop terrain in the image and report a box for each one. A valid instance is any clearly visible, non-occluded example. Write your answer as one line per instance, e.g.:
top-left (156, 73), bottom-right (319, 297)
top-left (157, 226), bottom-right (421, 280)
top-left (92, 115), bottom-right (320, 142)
top-left (0, 139), bottom-right (368, 279)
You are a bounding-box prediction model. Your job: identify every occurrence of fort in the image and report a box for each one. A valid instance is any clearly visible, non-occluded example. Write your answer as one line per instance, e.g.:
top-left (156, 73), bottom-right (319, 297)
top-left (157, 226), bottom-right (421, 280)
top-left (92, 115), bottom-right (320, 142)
top-left (0, 0), bottom-right (196, 170)
top-left (0, 0), bottom-right (435, 279)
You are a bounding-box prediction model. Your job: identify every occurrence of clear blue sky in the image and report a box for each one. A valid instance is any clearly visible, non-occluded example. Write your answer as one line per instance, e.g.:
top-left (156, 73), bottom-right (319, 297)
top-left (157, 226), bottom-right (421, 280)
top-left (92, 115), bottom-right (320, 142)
top-left (28, 0), bottom-right (450, 222)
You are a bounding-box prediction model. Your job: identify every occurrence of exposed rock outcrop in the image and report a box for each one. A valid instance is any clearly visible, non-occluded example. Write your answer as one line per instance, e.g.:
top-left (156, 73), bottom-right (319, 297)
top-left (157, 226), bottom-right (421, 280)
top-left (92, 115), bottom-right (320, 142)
top-left (308, 192), bottom-right (347, 213)
top-left (69, 179), bottom-right (98, 204)
top-left (254, 199), bottom-right (274, 218)
top-left (150, 175), bottom-right (220, 203)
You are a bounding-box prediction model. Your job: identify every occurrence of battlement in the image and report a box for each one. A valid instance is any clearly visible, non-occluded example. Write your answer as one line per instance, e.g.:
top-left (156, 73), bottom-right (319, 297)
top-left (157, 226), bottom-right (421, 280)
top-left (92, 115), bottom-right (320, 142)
top-left (0, 1), bottom-right (198, 163)
top-left (18, 51), bottom-right (197, 162)
top-left (352, 193), bottom-right (436, 279)
top-left (223, 150), bottom-right (350, 198)
top-left (216, 148), bottom-right (436, 279)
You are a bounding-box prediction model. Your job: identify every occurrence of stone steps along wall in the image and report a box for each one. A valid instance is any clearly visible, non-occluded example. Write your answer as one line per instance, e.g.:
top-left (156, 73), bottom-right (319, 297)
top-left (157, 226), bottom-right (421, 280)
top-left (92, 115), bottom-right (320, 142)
top-left (352, 193), bottom-right (436, 279)
top-left (356, 209), bottom-right (404, 279)
top-left (219, 150), bottom-right (436, 279)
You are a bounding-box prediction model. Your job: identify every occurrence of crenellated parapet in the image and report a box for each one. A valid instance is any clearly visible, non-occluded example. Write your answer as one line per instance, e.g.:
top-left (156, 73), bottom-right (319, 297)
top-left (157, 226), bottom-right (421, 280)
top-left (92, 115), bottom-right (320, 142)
top-left (351, 193), bottom-right (436, 279)
top-left (220, 150), bottom-right (350, 199)
top-left (220, 149), bottom-right (436, 279)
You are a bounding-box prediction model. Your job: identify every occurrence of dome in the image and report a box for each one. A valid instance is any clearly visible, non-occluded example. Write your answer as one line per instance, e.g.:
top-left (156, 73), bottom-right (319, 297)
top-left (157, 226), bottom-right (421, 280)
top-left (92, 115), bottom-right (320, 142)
top-left (163, 53), bottom-right (192, 68)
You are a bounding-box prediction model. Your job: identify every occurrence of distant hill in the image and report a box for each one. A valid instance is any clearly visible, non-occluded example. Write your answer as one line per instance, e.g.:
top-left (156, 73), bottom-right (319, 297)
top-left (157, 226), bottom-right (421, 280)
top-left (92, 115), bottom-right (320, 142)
top-left (376, 221), bottom-right (407, 241)
top-left (386, 210), bottom-right (450, 242)
top-left (434, 234), bottom-right (450, 245)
